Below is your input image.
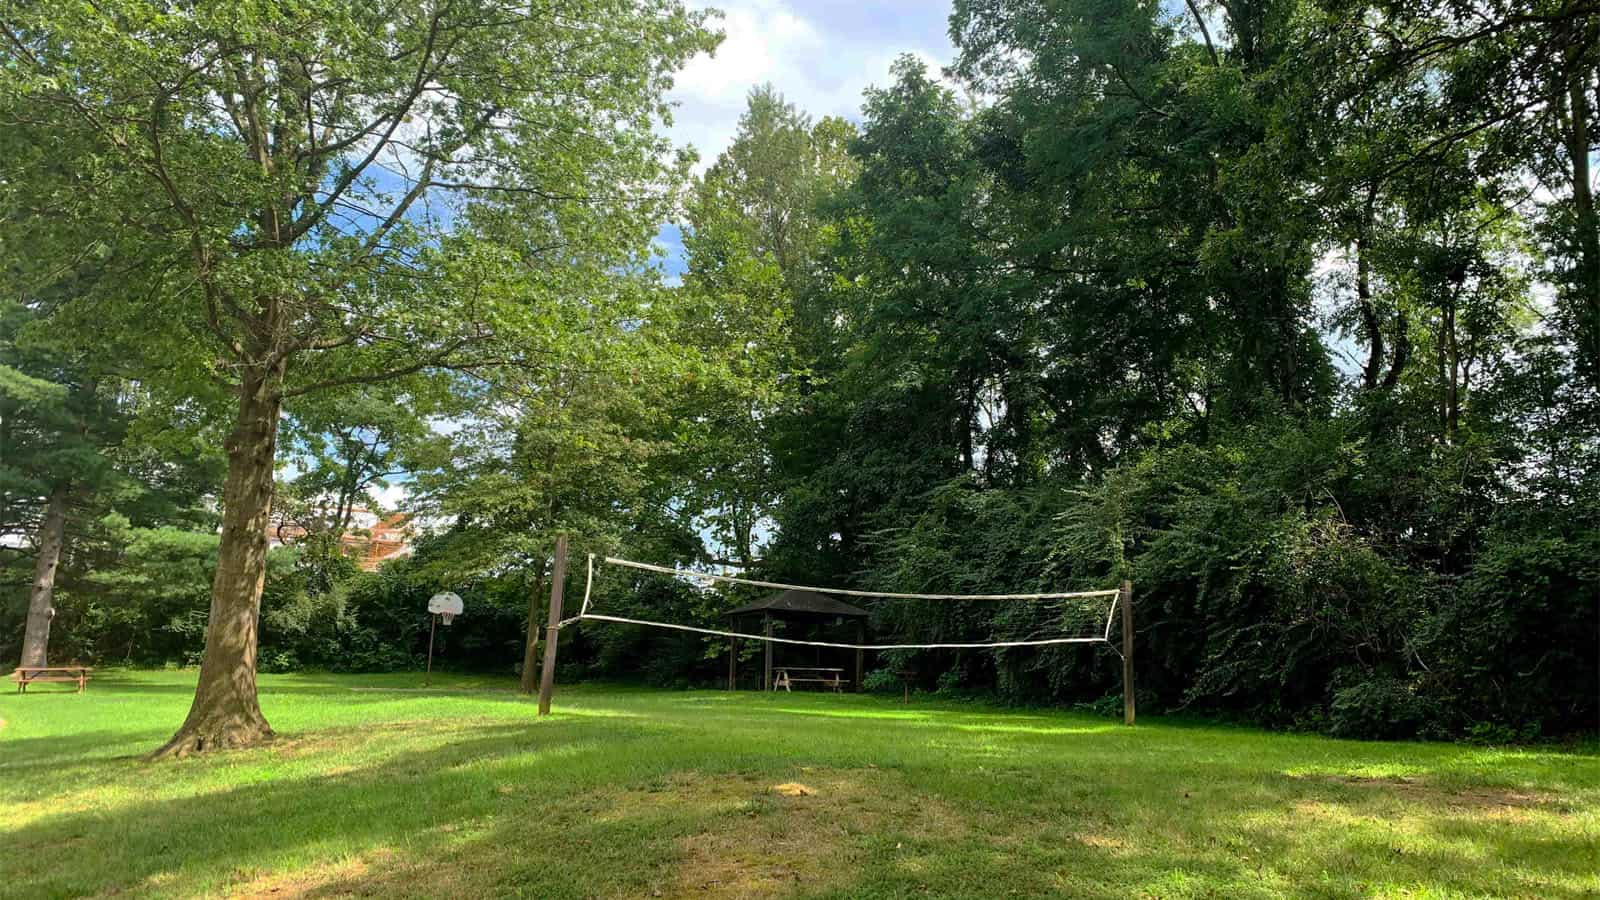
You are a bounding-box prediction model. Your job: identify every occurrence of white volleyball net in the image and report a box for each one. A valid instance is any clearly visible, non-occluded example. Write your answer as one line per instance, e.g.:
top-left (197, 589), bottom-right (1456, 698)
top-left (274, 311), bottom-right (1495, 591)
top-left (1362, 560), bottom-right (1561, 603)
top-left (561, 555), bottom-right (1122, 651)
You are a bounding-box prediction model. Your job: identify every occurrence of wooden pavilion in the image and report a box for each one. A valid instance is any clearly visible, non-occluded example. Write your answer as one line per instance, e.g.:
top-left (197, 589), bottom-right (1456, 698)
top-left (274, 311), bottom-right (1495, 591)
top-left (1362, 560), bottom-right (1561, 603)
top-left (722, 589), bottom-right (870, 692)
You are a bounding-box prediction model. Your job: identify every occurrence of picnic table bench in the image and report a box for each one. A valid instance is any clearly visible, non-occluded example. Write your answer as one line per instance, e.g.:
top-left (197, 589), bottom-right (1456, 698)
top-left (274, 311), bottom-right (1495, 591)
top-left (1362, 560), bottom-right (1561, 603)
top-left (772, 666), bottom-right (847, 692)
top-left (10, 666), bottom-right (93, 693)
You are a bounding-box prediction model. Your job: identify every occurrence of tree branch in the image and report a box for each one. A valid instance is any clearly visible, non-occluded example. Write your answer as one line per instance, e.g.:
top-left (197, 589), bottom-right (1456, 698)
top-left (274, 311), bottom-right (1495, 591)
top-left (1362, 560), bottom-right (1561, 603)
top-left (1184, 0), bottom-right (1221, 66)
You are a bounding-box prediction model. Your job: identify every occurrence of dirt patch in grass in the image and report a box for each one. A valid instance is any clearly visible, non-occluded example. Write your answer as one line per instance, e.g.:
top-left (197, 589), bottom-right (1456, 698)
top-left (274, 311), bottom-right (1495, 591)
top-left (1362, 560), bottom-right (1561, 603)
top-left (1302, 774), bottom-right (1563, 813)
top-left (613, 768), bottom-right (964, 899)
top-left (267, 720), bottom-right (458, 759)
top-left (250, 767), bottom-right (964, 899)
top-left (224, 848), bottom-right (397, 899)
top-left (1286, 768), bottom-right (1574, 826)
top-left (1072, 833), bottom-right (1130, 854)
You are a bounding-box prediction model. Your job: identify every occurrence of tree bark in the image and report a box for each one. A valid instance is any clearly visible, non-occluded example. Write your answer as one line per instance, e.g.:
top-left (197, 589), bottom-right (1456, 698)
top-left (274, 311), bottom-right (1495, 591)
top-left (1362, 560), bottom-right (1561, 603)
top-left (1442, 284), bottom-right (1461, 443)
top-left (153, 361), bottom-right (284, 757)
top-left (959, 378), bottom-right (976, 472)
top-left (1356, 189), bottom-right (1384, 390)
top-left (19, 483), bottom-right (70, 669)
top-left (1381, 305), bottom-right (1409, 391)
top-left (519, 559), bottom-right (547, 694)
top-left (1564, 53), bottom-right (1600, 379)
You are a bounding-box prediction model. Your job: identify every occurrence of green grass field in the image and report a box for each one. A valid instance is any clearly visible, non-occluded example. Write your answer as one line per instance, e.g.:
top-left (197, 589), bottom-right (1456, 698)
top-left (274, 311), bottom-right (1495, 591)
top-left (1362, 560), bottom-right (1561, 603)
top-left (1, 670), bottom-right (1595, 899)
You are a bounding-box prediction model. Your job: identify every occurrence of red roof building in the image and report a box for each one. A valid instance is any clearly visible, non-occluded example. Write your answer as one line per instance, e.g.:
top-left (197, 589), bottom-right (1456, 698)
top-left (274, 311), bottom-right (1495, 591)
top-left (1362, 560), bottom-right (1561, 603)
top-left (267, 509), bottom-right (414, 571)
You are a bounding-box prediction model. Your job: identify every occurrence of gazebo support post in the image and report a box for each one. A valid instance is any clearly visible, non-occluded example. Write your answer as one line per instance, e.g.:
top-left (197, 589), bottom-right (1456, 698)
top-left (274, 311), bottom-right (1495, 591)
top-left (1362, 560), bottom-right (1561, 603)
top-left (763, 613), bottom-right (773, 691)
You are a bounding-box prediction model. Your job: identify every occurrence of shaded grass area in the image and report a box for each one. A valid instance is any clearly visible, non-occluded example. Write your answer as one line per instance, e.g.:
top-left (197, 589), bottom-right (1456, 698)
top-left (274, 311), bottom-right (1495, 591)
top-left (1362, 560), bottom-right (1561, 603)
top-left (1, 670), bottom-right (1596, 898)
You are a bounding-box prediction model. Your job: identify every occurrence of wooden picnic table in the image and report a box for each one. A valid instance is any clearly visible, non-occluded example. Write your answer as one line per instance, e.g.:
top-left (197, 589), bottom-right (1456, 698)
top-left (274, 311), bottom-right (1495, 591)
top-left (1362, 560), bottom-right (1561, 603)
top-left (10, 666), bottom-right (93, 693)
top-left (772, 666), bottom-right (848, 693)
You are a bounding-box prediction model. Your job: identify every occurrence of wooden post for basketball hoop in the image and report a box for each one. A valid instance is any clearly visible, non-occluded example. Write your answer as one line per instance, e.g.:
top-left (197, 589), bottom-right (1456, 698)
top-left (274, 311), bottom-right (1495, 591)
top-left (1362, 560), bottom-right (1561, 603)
top-left (425, 613), bottom-right (436, 687)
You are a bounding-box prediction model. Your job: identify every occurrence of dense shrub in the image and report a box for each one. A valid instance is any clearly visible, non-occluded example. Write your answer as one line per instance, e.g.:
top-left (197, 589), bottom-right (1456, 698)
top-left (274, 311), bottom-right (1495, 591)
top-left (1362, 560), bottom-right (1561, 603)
top-left (861, 667), bottom-right (902, 694)
top-left (800, 418), bottom-right (1598, 741)
top-left (1328, 675), bottom-right (1426, 739)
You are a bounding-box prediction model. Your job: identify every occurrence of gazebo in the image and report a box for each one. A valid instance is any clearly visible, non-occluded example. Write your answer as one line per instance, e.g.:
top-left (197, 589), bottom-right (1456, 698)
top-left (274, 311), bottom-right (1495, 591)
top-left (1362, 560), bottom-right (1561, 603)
top-left (722, 589), bottom-right (870, 692)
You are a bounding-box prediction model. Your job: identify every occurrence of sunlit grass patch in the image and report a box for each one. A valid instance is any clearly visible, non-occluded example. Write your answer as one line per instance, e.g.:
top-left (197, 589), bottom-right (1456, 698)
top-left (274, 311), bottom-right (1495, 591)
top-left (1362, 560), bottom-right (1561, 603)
top-left (1, 669), bottom-right (1595, 898)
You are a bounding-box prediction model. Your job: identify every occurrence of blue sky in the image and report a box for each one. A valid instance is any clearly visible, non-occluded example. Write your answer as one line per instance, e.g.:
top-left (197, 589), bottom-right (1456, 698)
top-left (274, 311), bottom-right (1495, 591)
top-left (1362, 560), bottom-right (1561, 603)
top-left (652, 1), bottom-right (959, 284)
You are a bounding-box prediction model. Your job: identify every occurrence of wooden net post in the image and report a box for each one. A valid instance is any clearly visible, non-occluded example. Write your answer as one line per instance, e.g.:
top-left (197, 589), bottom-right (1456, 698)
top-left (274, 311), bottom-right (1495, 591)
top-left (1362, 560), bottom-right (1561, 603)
top-left (1120, 579), bottom-right (1135, 725)
top-left (536, 535), bottom-right (569, 716)
top-left (727, 636), bottom-right (737, 690)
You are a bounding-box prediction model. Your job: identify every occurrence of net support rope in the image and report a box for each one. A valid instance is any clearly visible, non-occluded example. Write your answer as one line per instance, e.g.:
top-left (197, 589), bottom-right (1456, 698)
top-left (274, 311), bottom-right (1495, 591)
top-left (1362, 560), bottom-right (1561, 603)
top-left (599, 556), bottom-right (1119, 601)
top-left (559, 555), bottom-right (1122, 651)
top-left (575, 612), bottom-right (1109, 651)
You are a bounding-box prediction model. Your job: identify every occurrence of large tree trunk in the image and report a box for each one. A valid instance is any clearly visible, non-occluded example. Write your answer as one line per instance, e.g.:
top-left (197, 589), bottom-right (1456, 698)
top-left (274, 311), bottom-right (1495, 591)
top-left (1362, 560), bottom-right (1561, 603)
top-left (1381, 304), bottom-right (1409, 391)
top-left (519, 560), bottom-right (547, 694)
top-left (959, 377), bottom-right (976, 472)
top-left (1565, 54), bottom-right (1599, 379)
top-left (153, 362), bottom-right (284, 758)
top-left (1356, 188), bottom-right (1384, 390)
top-left (1437, 284), bottom-right (1463, 445)
top-left (19, 483), bottom-right (70, 669)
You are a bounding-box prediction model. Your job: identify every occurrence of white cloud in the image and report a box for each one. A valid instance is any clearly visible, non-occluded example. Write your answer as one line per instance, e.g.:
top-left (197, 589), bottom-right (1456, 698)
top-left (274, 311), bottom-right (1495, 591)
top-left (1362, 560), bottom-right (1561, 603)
top-left (371, 480), bottom-right (409, 511)
top-left (674, 3), bottom-right (825, 104)
top-left (664, 0), bottom-right (957, 171)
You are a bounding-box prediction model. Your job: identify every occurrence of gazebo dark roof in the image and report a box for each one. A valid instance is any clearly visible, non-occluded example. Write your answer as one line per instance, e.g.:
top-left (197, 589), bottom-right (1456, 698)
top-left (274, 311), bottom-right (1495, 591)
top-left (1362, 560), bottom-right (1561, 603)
top-left (722, 589), bottom-right (870, 619)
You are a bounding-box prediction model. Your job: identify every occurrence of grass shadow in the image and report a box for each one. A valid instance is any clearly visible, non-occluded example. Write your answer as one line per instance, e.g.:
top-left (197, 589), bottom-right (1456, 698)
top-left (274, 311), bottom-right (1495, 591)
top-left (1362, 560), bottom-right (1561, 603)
top-left (3, 717), bottom-right (657, 898)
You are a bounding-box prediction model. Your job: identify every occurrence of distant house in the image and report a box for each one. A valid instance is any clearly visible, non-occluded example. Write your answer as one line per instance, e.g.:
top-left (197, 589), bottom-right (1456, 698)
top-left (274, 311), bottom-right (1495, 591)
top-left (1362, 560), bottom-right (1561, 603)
top-left (267, 508), bottom-right (415, 571)
top-left (359, 513), bottom-right (414, 570)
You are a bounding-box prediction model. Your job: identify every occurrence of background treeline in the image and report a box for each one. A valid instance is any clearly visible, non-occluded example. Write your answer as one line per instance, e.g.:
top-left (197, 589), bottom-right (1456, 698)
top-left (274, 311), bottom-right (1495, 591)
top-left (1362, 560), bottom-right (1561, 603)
top-left (3, 0), bottom-right (1596, 743)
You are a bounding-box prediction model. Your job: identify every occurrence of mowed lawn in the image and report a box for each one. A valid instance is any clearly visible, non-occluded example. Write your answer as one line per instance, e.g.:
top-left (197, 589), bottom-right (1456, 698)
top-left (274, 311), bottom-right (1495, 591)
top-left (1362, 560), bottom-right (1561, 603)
top-left (1, 671), bottom-right (1595, 899)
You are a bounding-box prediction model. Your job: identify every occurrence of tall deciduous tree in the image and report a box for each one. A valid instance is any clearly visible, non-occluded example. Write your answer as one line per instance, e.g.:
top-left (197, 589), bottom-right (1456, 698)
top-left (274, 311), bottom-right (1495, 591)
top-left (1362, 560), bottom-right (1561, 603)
top-left (680, 87), bottom-right (856, 566)
top-left (0, 0), bottom-right (716, 754)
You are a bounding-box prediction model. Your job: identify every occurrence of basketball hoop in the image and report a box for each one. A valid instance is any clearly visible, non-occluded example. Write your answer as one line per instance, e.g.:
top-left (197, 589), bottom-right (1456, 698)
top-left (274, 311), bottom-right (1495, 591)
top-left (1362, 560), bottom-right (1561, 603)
top-left (425, 592), bottom-right (465, 686)
top-left (428, 592), bottom-right (464, 617)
